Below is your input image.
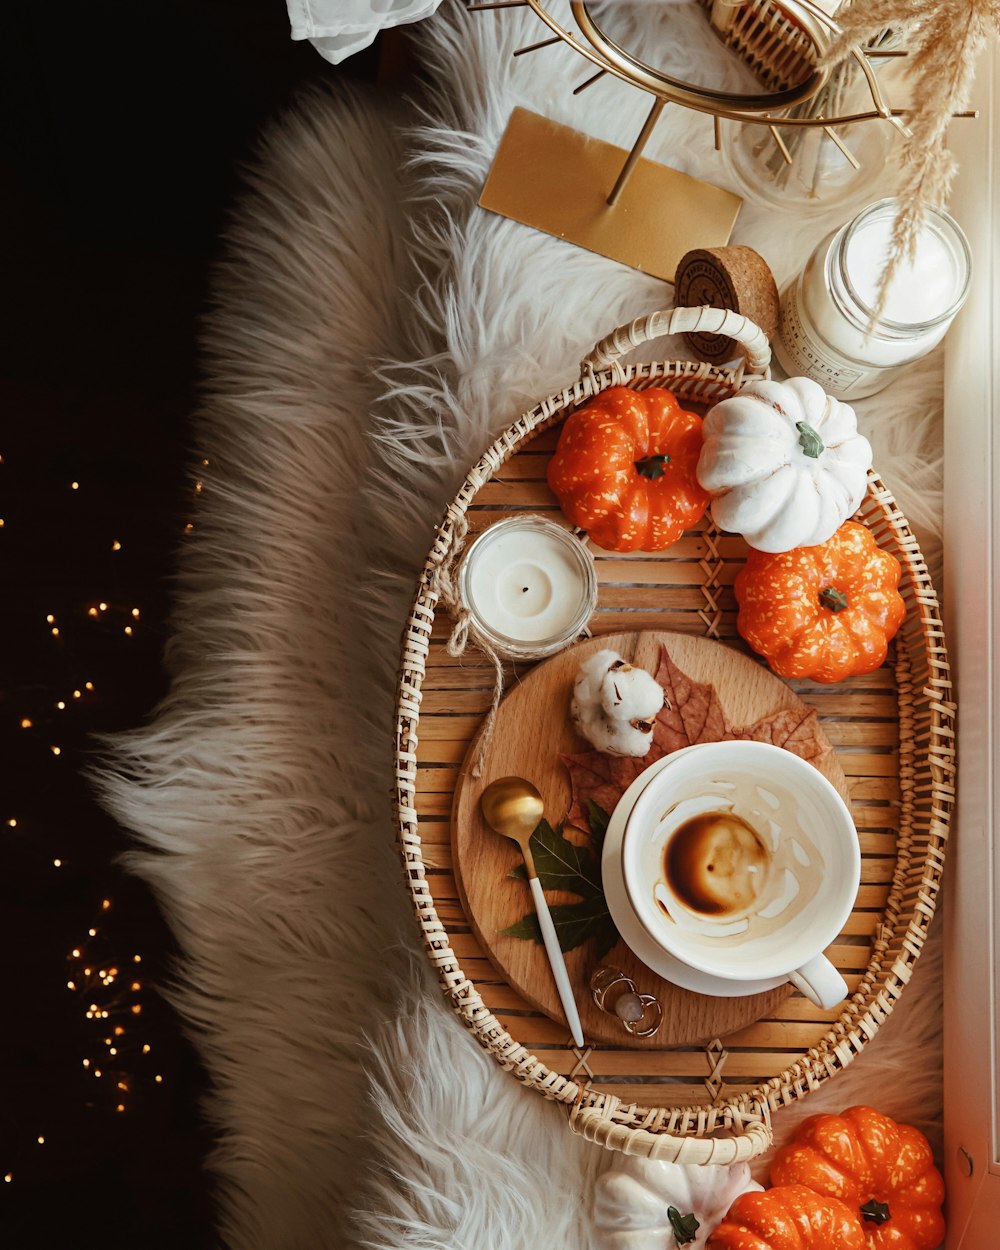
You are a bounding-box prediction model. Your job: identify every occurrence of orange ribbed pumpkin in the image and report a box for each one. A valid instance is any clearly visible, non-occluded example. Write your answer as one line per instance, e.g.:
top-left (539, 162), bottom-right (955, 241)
top-left (770, 1107), bottom-right (945, 1250)
top-left (707, 1184), bottom-right (866, 1249)
top-left (547, 385), bottom-right (707, 552)
top-left (734, 521), bottom-right (905, 683)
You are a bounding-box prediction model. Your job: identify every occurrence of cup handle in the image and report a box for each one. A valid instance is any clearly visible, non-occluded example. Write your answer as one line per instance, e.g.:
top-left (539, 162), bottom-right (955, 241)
top-left (789, 954), bottom-right (848, 1011)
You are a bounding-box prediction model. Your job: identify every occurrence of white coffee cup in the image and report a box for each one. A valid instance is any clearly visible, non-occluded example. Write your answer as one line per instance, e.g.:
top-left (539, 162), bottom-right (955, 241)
top-left (620, 741), bottom-right (860, 1010)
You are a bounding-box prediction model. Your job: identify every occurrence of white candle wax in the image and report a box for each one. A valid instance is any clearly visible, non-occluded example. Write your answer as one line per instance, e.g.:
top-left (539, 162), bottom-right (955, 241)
top-left (462, 518), bottom-right (595, 654)
top-left (845, 214), bottom-right (960, 329)
top-left (774, 199), bottom-right (971, 399)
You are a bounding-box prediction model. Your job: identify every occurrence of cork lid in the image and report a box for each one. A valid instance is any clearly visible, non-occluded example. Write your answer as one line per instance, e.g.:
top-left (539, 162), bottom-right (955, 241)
top-left (674, 246), bottom-right (779, 365)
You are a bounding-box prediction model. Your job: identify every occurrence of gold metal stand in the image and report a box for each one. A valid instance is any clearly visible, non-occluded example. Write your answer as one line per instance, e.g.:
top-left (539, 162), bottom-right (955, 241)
top-left (479, 108), bottom-right (743, 281)
top-left (472, 0), bottom-right (976, 274)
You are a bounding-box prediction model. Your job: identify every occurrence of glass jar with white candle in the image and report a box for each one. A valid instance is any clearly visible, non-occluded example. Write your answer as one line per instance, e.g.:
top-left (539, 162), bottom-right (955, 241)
top-left (773, 198), bottom-right (972, 400)
top-left (458, 516), bottom-right (597, 661)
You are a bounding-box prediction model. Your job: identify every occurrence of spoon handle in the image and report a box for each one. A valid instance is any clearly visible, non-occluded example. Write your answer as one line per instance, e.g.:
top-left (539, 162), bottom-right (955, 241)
top-left (528, 876), bottom-right (585, 1048)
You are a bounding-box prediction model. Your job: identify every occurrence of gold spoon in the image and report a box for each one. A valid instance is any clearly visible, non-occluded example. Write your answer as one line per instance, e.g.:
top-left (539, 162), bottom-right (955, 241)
top-left (480, 777), bottom-right (585, 1048)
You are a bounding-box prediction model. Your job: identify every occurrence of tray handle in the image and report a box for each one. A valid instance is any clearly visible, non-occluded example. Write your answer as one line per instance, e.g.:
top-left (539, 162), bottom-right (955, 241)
top-left (569, 1099), bottom-right (772, 1163)
top-left (581, 306), bottom-right (772, 377)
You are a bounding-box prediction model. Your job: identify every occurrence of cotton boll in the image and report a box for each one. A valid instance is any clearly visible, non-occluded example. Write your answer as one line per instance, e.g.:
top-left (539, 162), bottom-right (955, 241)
top-left (571, 650), bottom-right (665, 758)
top-left (598, 663), bottom-right (664, 724)
top-left (580, 714), bottom-right (654, 759)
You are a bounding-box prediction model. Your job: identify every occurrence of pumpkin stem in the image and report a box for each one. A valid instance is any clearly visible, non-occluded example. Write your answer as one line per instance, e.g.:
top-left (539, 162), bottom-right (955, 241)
top-left (635, 454), bottom-right (670, 479)
top-left (796, 421), bottom-right (825, 459)
top-left (666, 1207), bottom-right (700, 1246)
top-left (819, 587), bottom-right (849, 612)
top-left (860, 1199), bottom-right (891, 1226)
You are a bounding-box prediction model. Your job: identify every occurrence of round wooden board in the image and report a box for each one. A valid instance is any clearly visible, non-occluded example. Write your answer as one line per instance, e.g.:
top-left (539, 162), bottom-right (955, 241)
top-left (452, 630), bottom-right (855, 1049)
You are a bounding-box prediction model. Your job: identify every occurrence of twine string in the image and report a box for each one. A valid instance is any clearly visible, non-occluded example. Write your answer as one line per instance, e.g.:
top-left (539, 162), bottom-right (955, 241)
top-left (429, 515), bottom-right (505, 779)
top-left (473, 649), bottom-right (505, 780)
top-left (433, 514), bottom-right (471, 656)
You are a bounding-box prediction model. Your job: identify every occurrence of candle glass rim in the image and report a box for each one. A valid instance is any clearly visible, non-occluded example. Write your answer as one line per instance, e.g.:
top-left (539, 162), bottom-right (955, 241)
top-left (458, 515), bottom-right (598, 659)
top-left (830, 197), bottom-right (972, 338)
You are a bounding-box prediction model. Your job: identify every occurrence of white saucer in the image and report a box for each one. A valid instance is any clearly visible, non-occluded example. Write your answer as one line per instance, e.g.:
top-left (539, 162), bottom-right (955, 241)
top-left (601, 754), bottom-right (787, 999)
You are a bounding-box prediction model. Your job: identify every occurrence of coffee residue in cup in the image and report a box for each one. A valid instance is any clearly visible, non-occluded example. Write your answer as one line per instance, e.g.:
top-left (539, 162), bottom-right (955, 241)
top-left (662, 810), bottom-right (770, 919)
top-left (649, 779), bottom-right (830, 941)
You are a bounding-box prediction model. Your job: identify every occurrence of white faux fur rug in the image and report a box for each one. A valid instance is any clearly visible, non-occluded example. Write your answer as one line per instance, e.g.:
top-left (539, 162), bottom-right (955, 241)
top-left (97, 4), bottom-right (946, 1248)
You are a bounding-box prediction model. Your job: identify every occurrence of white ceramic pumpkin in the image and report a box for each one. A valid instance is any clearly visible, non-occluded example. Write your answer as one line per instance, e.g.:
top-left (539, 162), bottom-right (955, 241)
top-left (592, 1156), bottom-right (762, 1250)
top-left (696, 376), bottom-right (872, 553)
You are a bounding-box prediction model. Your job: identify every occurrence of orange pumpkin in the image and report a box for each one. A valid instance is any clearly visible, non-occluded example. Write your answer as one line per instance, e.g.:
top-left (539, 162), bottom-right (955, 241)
top-left (707, 1184), bottom-right (866, 1249)
top-left (770, 1106), bottom-right (945, 1250)
top-left (734, 521), bottom-right (905, 683)
top-left (547, 385), bottom-right (708, 552)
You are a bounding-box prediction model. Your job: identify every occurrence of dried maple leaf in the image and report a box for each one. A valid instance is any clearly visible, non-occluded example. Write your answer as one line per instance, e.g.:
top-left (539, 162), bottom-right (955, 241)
top-left (652, 644), bottom-right (732, 756)
top-left (730, 705), bottom-right (826, 762)
top-left (566, 643), bottom-right (829, 837)
top-left (563, 752), bottom-right (652, 832)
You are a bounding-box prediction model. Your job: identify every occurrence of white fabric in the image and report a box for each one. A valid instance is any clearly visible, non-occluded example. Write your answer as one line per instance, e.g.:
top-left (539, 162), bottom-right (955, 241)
top-left (287, 0), bottom-right (443, 64)
top-left (96, 3), bottom-right (946, 1248)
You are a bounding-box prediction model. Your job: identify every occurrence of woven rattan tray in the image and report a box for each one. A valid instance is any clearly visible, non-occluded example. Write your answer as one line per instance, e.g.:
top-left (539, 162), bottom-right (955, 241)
top-left (393, 307), bottom-right (954, 1162)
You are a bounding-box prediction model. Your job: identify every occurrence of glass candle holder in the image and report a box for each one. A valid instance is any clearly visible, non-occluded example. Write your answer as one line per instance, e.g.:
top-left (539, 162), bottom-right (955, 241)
top-left (722, 51), bottom-right (895, 215)
top-left (773, 197), bottom-right (972, 400)
top-left (458, 516), bottom-right (597, 661)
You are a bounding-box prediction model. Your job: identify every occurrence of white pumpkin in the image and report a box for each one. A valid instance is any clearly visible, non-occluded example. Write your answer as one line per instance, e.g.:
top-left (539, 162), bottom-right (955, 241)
top-left (592, 1156), bottom-right (762, 1250)
top-left (696, 376), bottom-right (872, 553)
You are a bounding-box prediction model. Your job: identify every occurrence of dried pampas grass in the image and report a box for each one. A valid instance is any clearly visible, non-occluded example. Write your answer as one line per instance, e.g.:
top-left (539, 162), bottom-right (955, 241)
top-left (823, 0), bottom-right (999, 322)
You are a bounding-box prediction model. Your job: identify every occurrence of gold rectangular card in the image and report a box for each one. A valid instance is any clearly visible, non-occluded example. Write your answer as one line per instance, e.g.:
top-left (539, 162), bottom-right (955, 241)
top-left (479, 108), bottom-right (743, 283)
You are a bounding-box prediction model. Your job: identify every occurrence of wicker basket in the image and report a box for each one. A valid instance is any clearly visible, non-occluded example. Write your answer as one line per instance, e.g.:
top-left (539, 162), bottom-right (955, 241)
top-left (393, 306), bottom-right (954, 1162)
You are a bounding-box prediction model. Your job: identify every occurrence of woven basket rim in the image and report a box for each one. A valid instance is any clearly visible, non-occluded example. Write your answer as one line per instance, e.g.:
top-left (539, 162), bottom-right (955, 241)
top-left (393, 332), bottom-right (954, 1159)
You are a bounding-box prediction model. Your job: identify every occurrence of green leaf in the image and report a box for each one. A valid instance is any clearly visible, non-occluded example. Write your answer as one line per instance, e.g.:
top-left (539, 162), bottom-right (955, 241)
top-left (504, 817), bottom-right (620, 955)
top-left (509, 819), bottom-right (602, 896)
top-left (796, 420), bottom-right (825, 459)
top-left (503, 895), bottom-right (619, 956)
top-left (502, 913), bottom-right (543, 942)
top-left (860, 1198), bottom-right (891, 1226)
top-left (667, 1207), bottom-right (700, 1246)
top-left (586, 799), bottom-right (611, 852)
top-left (590, 910), bottom-right (621, 960)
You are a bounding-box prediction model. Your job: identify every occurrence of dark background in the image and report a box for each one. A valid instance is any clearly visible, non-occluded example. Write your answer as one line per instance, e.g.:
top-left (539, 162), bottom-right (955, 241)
top-left (1, 3), bottom-right (378, 1244)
